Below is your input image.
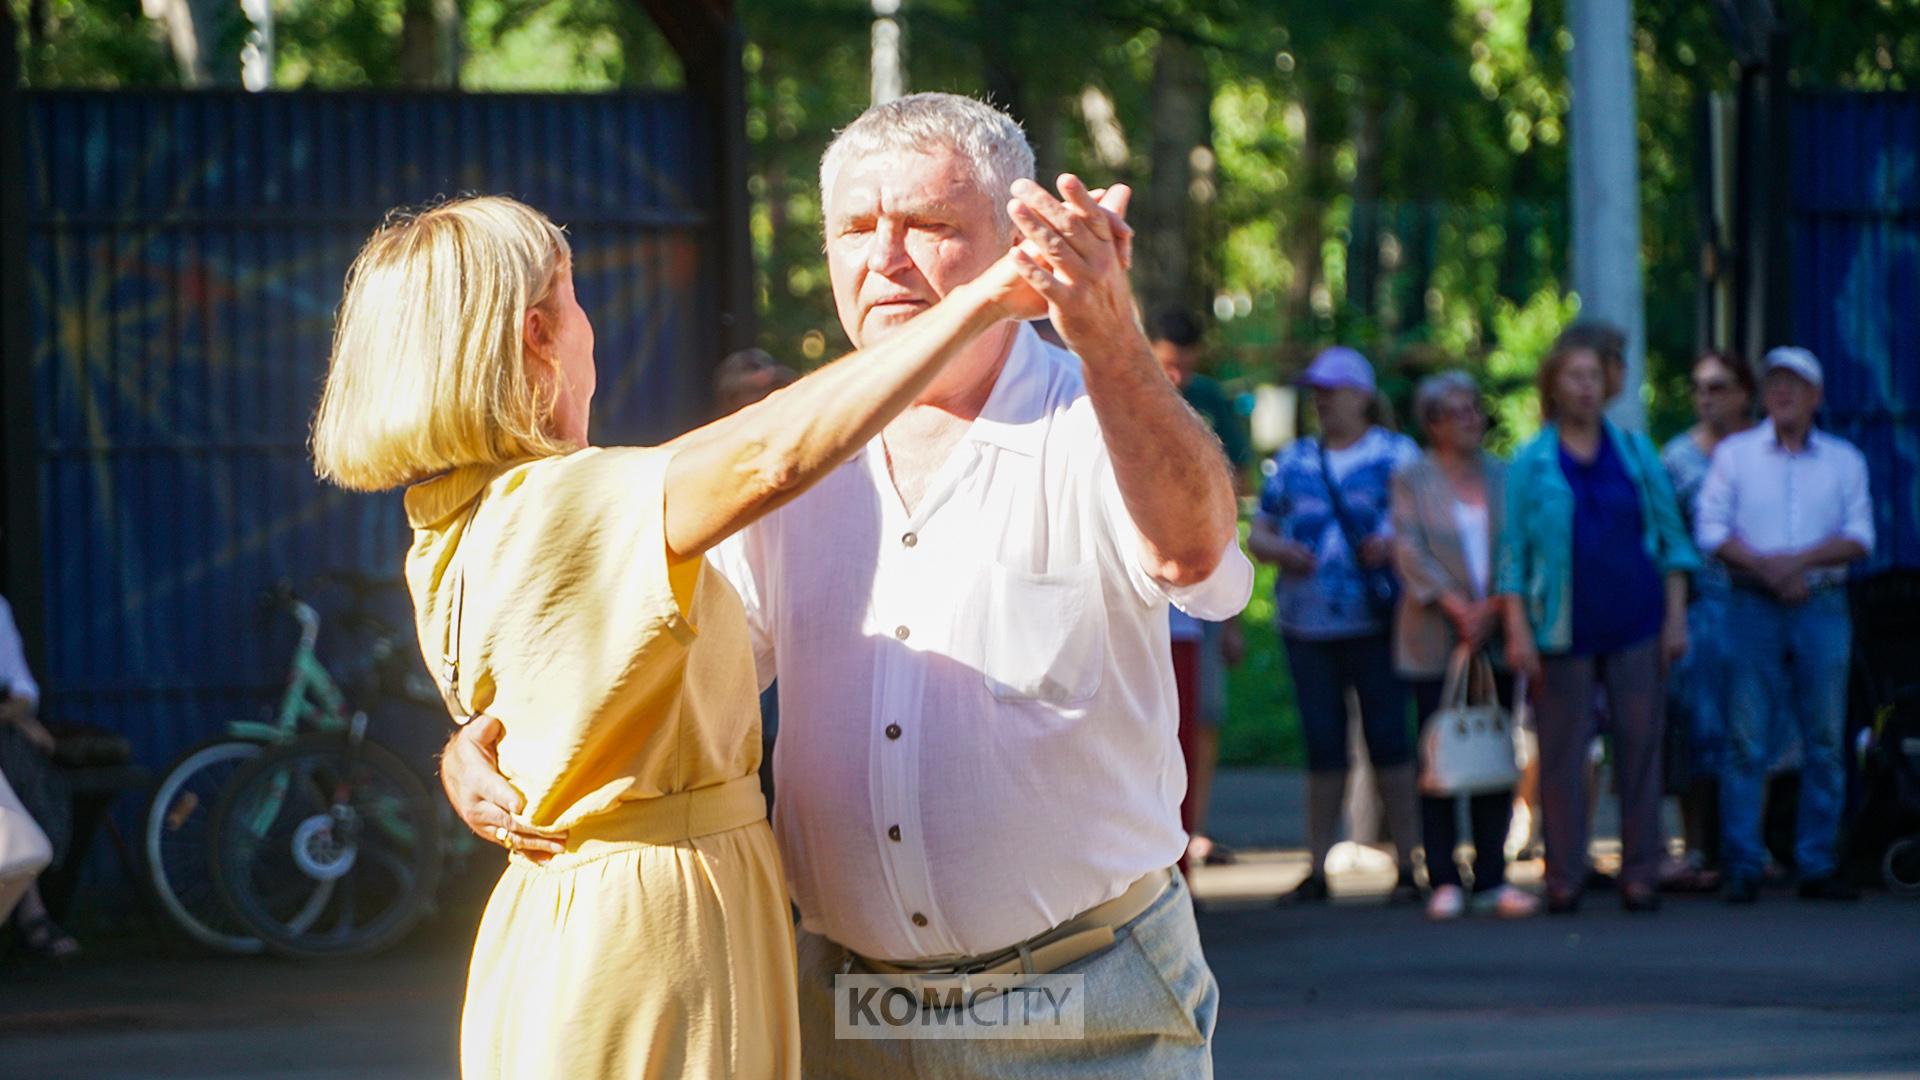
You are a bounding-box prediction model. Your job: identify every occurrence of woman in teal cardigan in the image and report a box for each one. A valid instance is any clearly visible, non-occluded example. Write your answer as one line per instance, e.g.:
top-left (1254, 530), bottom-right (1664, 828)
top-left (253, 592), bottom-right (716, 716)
top-left (1497, 324), bottom-right (1699, 915)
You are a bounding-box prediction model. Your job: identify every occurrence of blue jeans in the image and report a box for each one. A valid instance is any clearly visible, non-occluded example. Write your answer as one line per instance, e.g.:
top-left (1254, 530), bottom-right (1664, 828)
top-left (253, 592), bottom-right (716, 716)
top-left (1283, 633), bottom-right (1412, 772)
top-left (1720, 588), bottom-right (1852, 880)
top-left (1671, 592), bottom-right (1733, 780)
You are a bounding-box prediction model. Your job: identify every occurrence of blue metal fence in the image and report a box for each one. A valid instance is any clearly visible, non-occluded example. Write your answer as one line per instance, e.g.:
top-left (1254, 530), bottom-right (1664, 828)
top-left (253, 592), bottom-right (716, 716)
top-left (1790, 92), bottom-right (1920, 572)
top-left (22, 91), bottom-right (716, 771)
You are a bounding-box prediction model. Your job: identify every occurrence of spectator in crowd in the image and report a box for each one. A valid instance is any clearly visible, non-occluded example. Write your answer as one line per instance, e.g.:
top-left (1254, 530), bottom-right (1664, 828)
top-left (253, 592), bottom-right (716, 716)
top-left (0, 593), bottom-right (79, 958)
top-left (1695, 347), bottom-right (1874, 904)
top-left (1499, 324), bottom-right (1698, 914)
top-left (1153, 308), bottom-right (1252, 868)
top-left (1392, 372), bottom-right (1539, 920)
top-left (1659, 350), bottom-right (1758, 891)
top-left (713, 347), bottom-right (798, 417)
top-left (1251, 347), bottom-right (1422, 904)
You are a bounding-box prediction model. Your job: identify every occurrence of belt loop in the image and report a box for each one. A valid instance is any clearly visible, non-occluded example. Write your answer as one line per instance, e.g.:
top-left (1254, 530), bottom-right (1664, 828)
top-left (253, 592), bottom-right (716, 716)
top-left (1016, 941), bottom-right (1036, 976)
top-left (838, 947), bottom-right (856, 976)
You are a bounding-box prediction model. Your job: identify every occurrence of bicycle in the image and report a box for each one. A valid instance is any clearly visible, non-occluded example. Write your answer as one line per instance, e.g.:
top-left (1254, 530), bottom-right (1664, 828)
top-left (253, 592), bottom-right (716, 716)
top-left (143, 574), bottom-right (444, 955)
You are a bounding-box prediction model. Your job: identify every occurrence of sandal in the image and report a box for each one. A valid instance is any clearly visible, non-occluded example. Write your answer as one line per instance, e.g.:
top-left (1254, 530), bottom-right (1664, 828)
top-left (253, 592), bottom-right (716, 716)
top-left (17, 914), bottom-right (80, 960)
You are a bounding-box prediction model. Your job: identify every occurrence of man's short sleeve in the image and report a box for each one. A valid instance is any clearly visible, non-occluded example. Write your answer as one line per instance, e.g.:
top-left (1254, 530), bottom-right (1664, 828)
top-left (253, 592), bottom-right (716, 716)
top-left (1094, 432), bottom-right (1255, 622)
top-left (1841, 443), bottom-right (1877, 554)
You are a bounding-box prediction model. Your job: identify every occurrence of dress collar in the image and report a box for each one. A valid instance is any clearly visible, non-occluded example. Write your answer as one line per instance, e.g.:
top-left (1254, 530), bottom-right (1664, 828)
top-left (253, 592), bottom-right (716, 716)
top-left (403, 461), bottom-right (524, 530)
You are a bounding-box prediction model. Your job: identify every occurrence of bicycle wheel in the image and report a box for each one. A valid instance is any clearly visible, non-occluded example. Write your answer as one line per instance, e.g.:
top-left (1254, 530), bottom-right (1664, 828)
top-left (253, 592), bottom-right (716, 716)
top-left (145, 739), bottom-right (272, 954)
top-left (209, 733), bottom-right (442, 958)
top-left (1884, 835), bottom-right (1920, 897)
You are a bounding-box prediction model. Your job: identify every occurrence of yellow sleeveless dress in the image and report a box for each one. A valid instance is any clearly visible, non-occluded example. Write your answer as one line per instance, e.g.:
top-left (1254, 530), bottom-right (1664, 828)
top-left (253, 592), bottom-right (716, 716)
top-left (404, 447), bottom-right (798, 1080)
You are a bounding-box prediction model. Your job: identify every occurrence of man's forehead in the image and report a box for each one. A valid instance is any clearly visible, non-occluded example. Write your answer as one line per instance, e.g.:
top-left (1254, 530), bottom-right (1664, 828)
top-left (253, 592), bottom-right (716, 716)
top-left (826, 149), bottom-right (990, 217)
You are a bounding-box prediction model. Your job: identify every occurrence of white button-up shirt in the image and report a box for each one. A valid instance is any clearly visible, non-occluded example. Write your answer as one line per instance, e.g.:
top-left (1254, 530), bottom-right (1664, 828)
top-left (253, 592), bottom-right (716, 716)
top-left (0, 595), bottom-right (40, 707)
top-left (709, 325), bottom-right (1254, 961)
top-left (1694, 420), bottom-right (1875, 585)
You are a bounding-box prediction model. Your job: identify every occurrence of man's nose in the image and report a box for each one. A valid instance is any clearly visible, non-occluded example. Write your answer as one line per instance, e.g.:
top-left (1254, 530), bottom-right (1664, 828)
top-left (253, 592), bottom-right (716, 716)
top-left (865, 219), bottom-right (912, 276)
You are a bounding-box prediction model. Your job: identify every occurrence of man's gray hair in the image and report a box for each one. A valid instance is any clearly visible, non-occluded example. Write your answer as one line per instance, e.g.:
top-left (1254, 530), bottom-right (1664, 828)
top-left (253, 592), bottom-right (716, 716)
top-left (1413, 370), bottom-right (1482, 430)
top-left (819, 92), bottom-right (1036, 236)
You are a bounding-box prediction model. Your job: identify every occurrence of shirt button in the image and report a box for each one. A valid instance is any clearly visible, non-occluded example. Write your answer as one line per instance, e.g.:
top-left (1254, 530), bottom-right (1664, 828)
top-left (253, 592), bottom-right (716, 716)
top-left (885, 723), bottom-right (902, 740)
top-left (901, 532), bottom-right (917, 548)
top-left (894, 625), bottom-right (910, 641)
top-left (888, 824), bottom-right (901, 842)
top-left (911, 912), bottom-right (929, 928)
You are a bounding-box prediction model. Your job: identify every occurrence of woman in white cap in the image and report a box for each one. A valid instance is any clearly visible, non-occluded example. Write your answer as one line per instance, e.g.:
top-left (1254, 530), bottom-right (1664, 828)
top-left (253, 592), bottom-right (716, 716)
top-left (1250, 346), bottom-right (1422, 904)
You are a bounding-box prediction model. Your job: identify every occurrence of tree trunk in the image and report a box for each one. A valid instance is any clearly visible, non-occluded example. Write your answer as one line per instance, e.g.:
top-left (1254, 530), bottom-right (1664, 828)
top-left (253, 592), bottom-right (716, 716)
top-left (1285, 92), bottom-right (1334, 333)
top-left (145, 0), bottom-right (241, 87)
top-left (1345, 88), bottom-right (1385, 319)
top-left (1139, 35), bottom-right (1210, 318)
top-left (399, 0), bottom-right (462, 88)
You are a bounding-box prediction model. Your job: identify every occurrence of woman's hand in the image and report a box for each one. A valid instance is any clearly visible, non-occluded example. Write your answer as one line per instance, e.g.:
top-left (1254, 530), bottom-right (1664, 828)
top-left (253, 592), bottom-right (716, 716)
top-left (439, 715), bottom-right (568, 862)
top-left (0, 697), bottom-right (54, 755)
top-left (972, 248), bottom-right (1051, 323)
top-left (1274, 540), bottom-right (1317, 577)
top-left (1440, 593), bottom-right (1498, 648)
top-left (1358, 535), bottom-right (1394, 569)
top-left (1505, 623), bottom-right (1543, 685)
top-left (1220, 619), bottom-right (1246, 667)
top-left (1661, 611), bottom-right (1690, 668)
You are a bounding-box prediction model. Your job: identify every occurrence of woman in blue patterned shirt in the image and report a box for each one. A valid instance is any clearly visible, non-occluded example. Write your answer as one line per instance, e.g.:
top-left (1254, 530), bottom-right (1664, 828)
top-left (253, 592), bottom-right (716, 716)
top-left (1251, 347), bottom-right (1422, 904)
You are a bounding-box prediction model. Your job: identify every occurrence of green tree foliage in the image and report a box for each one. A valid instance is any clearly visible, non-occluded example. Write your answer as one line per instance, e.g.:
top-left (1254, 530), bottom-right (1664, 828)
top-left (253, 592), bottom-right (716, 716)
top-left (10, 0), bottom-right (1917, 763)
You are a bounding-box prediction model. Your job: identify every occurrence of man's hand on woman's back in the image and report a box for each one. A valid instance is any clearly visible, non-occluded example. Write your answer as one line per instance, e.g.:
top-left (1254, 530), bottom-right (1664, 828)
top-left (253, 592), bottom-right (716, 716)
top-left (441, 714), bottom-right (568, 862)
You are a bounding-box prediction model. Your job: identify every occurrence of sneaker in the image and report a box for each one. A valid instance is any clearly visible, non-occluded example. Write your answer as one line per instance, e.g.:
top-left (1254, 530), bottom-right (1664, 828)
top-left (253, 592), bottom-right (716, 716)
top-left (1426, 884), bottom-right (1466, 921)
top-left (1797, 875), bottom-right (1861, 902)
top-left (1546, 888), bottom-right (1582, 915)
top-left (1472, 884), bottom-right (1542, 919)
top-left (1389, 868), bottom-right (1423, 905)
top-left (1281, 872), bottom-right (1330, 905)
top-left (1724, 875), bottom-right (1761, 904)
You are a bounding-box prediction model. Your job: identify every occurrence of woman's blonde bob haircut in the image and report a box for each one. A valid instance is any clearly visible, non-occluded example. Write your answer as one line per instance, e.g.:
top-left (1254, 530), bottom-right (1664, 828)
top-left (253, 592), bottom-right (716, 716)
top-left (312, 195), bottom-right (574, 492)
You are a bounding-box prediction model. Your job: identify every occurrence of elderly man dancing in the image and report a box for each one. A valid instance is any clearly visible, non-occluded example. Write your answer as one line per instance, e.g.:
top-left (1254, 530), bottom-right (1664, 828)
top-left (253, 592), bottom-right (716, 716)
top-left (445, 93), bottom-right (1251, 1078)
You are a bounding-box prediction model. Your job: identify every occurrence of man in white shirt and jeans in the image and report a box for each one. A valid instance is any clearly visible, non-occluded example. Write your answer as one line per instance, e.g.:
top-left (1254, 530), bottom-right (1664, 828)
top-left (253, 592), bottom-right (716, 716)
top-left (1695, 346), bottom-right (1873, 904)
top-left (442, 94), bottom-right (1251, 1076)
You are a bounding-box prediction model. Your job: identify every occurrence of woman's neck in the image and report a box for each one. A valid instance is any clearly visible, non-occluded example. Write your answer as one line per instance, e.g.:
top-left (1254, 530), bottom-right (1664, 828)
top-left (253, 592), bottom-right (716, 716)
top-left (1558, 414), bottom-right (1601, 439)
top-left (1433, 445), bottom-right (1478, 473)
top-left (1321, 425), bottom-right (1366, 451)
top-left (1697, 415), bottom-right (1753, 449)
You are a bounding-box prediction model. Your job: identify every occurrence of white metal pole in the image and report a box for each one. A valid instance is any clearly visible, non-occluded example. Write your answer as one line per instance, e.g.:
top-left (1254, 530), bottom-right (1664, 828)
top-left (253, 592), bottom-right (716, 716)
top-left (1569, 0), bottom-right (1647, 430)
top-left (871, 0), bottom-right (904, 105)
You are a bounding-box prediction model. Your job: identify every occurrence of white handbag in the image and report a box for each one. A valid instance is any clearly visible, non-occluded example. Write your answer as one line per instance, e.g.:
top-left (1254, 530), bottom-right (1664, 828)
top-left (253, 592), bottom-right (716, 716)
top-left (1418, 645), bottom-right (1522, 796)
top-left (0, 766), bottom-right (54, 923)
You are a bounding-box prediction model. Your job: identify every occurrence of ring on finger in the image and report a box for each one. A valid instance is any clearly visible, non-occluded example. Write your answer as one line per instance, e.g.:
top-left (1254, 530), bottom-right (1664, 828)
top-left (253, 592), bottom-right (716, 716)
top-left (493, 825), bottom-right (510, 846)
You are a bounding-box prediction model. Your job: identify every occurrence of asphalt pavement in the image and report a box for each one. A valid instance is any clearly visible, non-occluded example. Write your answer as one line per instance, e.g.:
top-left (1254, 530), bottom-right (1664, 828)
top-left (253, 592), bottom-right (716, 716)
top-left (1, 767), bottom-right (1915, 1078)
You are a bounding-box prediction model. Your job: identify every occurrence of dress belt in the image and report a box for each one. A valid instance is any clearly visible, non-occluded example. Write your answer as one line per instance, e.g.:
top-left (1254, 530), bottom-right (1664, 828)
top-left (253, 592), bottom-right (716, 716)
top-left (849, 867), bottom-right (1173, 979)
top-left (520, 775), bottom-right (767, 870)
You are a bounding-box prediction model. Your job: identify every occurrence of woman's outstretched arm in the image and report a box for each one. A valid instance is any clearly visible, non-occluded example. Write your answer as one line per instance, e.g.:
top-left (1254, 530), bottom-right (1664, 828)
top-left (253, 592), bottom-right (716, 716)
top-left (661, 252), bottom-right (1041, 560)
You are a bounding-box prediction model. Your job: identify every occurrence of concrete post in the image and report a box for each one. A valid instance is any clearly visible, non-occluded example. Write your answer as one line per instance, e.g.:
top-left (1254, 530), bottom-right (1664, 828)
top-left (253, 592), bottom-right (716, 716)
top-left (1568, 0), bottom-right (1648, 430)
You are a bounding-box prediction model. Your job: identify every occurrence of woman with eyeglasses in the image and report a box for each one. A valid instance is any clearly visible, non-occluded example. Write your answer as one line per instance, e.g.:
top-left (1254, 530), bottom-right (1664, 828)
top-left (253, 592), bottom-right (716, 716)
top-left (1392, 372), bottom-right (1539, 920)
top-left (1658, 351), bottom-right (1757, 891)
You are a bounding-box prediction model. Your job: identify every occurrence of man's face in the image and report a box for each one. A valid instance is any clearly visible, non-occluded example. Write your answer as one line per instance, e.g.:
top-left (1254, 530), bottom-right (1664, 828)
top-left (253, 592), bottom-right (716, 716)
top-left (1763, 369), bottom-right (1821, 429)
top-left (824, 148), bottom-right (1006, 349)
top-left (1153, 340), bottom-right (1200, 387)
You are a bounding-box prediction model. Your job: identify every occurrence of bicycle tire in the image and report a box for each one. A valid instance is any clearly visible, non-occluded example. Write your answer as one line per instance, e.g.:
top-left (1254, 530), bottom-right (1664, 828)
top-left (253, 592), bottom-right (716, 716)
top-left (144, 739), bottom-right (271, 955)
top-left (209, 733), bottom-right (442, 959)
top-left (1884, 835), bottom-right (1920, 897)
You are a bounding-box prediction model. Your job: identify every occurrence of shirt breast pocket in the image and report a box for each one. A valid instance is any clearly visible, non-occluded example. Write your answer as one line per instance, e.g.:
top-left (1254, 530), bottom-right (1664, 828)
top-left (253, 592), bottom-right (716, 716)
top-left (979, 559), bottom-right (1108, 707)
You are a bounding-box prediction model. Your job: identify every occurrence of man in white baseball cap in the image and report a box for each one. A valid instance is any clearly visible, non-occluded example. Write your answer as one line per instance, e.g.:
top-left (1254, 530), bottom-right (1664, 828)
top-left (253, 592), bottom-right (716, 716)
top-left (1695, 344), bottom-right (1874, 904)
